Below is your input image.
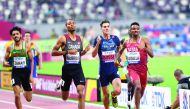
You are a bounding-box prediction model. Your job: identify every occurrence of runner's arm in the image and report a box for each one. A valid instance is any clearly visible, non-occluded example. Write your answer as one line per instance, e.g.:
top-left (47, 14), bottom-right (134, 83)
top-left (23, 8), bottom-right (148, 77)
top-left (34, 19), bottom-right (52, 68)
top-left (3, 46), bottom-right (11, 67)
top-left (171, 95), bottom-right (179, 109)
top-left (144, 38), bottom-right (154, 58)
top-left (34, 43), bottom-right (42, 69)
top-left (52, 36), bottom-right (67, 56)
top-left (92, 36), bottom-right (101, 57)
top-left (115, 42), bottom-right (125, 63)
top-left (80, 36), bottom-right (90, 56)
top-left (27, 44), bottom-right (34, 84)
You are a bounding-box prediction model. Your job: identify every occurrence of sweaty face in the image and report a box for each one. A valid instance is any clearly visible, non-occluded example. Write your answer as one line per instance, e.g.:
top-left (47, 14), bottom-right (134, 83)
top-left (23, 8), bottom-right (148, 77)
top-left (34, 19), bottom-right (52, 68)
top-left (101, 23), bottom-right (110, 35)
top-left (12, 30), bottom-right (22, 42)
top-left (66, 20), bottom-right (76, 32)
top-left (24, 33), bottom-right (31, 42)
top-left (130, 25), bottom-right (140, 37)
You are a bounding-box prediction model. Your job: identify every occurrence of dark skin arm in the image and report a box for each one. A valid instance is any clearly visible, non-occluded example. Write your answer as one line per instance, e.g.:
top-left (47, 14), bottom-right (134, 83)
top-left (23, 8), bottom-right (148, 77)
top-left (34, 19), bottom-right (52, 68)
top-left (144, 38), bottom-right (154, 58)
top-left (51, 36), bottom-right (68, 56)
top-left (114, 41), bottom-right (126, 67)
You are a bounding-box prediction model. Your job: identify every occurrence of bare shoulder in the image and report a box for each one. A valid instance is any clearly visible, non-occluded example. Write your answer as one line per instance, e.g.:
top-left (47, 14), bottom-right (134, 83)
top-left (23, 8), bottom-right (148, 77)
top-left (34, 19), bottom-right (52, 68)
top-left (79, 36), bottom-right (84, 43)
top-left (26, 42), bottom-right (31, 50)
top-left (58, 35), bottom-right (66, 43)
top-left (80, 35), bottom-right (84, 40)
top-left (6, 45), bottom-right (12, 52)
top-left (142, 37), bottom-right (150, 43)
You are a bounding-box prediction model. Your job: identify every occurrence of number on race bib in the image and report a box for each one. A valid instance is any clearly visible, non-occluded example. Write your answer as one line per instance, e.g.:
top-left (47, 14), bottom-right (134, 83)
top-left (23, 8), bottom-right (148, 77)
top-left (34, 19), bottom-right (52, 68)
top-left (102, 50), bottom-right (116, 63)
top-left (126, 52), bottom-right (140, 64)
top-left (66, 52), bottom-right (80, 64)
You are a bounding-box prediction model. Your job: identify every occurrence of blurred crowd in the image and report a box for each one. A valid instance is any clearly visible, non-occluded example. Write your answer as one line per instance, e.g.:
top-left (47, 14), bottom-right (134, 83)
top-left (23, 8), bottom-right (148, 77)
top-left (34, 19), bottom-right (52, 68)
top-left (0, 0), bottom-right (190, 55)
top-left (1, 0), bottom-right (190, 24)
top-left (0, 0), bottom-right (122, 24)
top-left (124, 0), bottom-right (190, 20)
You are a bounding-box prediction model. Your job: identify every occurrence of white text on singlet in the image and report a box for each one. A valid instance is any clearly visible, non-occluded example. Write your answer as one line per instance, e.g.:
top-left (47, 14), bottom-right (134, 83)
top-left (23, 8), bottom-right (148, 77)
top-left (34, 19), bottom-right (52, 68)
top-left (13, 57), bottom-right (27, 68)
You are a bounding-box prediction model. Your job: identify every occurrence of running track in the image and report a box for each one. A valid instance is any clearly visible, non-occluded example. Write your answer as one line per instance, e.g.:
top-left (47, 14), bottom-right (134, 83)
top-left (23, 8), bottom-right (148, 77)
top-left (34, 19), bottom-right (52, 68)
top-left (0, 89), bottom-right (124, 109)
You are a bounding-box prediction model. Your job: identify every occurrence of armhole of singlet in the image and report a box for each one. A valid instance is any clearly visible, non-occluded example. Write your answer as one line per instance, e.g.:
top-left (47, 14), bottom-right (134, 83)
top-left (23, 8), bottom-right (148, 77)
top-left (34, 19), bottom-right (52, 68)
top-left (11, 42), bottom-right (14, 50)
top-left (64, 34), bottom-right (69, 42)
top-left (125, 40), bottom-right (129, 45)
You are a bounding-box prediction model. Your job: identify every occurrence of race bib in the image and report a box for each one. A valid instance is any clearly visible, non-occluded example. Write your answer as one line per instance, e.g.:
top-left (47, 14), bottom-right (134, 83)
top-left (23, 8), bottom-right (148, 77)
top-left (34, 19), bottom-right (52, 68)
top-left (102, 50), bottom-right (115, 63)
top-left (126, 52), bottom-right (140, 64)
top-left (13, 57), bottom-right (27, 68)
top-left (66, 52), bottom-right (80, 64)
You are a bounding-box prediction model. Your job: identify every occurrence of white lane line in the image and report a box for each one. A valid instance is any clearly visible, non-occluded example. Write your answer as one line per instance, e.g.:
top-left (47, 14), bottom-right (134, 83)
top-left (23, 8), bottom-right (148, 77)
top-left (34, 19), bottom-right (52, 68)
top-left (0, 100), bottom-right (45, 109)
top-left (0, 89), bottom-right (125, 109)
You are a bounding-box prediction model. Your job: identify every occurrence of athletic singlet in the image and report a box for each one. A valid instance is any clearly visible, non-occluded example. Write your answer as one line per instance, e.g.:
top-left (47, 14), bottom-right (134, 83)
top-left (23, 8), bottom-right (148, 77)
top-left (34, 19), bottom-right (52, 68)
top-left (10, 42), bottom-right (28, 69)
top-left (125, 37), bottom-right (148, 73)
top-left (94, 35), bottom-right (120, 75)
top-left (63, 34), bottom-right (82, 65)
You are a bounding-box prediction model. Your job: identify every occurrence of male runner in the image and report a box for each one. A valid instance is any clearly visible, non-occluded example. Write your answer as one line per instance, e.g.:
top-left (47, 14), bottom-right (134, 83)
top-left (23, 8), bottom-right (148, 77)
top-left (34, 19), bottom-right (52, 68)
top-left (115, 22), bottom-right (154, 109)
top-left (51, 19), bottom-right (90, 109)
top-left (92, 19), bottom-right (121, 109)
top-left (3, 26), bottom-right (34, 109)
top-left (24, 32), bottom-right (42, 84)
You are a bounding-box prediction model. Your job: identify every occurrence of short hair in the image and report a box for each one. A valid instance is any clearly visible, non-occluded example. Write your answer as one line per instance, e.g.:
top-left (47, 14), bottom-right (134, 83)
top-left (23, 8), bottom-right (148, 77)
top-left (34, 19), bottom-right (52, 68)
top-left (25, 31), bottom-right (31, 34)
top-left (130, 22), bottom-right (140, 27)
top-left (100, 19), bottom-right (110, 27)
top-left (65, 18), bottom-right (75, 26)
top-left (174, 69), bottom-right (183, 76)
top-left (10, 26), bottom-right (22, 35)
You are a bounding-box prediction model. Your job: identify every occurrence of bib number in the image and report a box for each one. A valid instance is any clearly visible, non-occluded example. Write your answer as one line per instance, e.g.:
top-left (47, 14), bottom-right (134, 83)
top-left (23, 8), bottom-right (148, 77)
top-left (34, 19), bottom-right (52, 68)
top-left (126, 52), bottom-right (140, 64)
top-left (102, 50), bottom-right (115, 63)
top-left (66, 52), bottom-right (80, 64)
top-left (13, 57), bottom-right (27, 68)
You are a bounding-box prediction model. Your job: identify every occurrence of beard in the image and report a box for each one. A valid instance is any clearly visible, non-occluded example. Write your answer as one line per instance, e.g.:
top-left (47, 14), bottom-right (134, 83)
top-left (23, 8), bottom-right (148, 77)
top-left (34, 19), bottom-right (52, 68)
top-left (68, 29), bottom-right (75, 33)
top-left (14, 37), bottom-right (21, 42)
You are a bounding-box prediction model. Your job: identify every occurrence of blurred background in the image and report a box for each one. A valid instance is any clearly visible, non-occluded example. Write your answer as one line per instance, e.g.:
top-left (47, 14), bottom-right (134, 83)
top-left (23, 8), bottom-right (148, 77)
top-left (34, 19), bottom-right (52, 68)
top-left (0, 0), bottom-right (190, 108)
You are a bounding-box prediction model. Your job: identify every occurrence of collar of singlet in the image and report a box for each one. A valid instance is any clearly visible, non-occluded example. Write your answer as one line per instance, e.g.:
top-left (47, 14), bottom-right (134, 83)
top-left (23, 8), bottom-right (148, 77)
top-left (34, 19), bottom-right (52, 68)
top-left (128, 37), bottom-right (141, 44)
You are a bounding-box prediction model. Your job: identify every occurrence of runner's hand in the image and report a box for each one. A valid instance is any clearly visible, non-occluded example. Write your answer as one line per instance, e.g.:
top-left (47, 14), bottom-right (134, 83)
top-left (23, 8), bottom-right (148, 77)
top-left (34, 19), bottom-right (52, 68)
top-left (3, 61), bottom-right (11, 67)
top-left (38, 64), bottom-right (42, 70)
top-left (68, 49), bottom-right (78, 55)
top-left (114, 60), bottom-right (124, 68)
top-left (97, 36), bottom-right (101, 45)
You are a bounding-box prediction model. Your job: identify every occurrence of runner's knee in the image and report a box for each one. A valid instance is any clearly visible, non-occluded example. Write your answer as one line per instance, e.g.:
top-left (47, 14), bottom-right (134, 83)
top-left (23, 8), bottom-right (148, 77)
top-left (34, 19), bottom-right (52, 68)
top-left (135, 85), bottom-right (142, 92)
top-left (114, 88), bottom-right (121, 95)
top-left (78, 91), bottom-right (84, 99)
